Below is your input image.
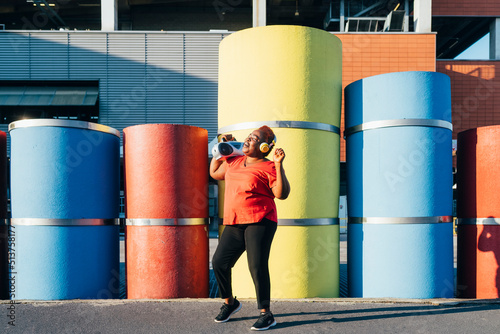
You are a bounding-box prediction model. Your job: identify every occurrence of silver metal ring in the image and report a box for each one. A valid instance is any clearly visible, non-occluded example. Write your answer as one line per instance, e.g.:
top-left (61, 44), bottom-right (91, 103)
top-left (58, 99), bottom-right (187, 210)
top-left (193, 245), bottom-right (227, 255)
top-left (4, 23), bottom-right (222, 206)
top-left (10, 218), bottom-right (120, 226)
top-left (278, 218), bottom-right (339, 226)
top-left (9, 119), bottom-right (121, 138)
top-left (348, 216), bottom-right (453, 224)
top-left (344, 119), bottom-right (453, 137)
top-left (457, 218), bottom-right (500, 226)
top-left (218, 120), bottom-right (340, 135)
top-left (218, 218), bottom-right (339, 226)
top-left (126, 218), bottom-right (208, 226)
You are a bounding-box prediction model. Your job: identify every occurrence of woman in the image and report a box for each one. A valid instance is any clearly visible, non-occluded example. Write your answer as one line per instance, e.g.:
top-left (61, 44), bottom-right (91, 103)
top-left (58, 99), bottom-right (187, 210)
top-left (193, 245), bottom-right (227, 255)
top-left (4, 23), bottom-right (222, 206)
top-left (210, 125), bottom-right (290, 331)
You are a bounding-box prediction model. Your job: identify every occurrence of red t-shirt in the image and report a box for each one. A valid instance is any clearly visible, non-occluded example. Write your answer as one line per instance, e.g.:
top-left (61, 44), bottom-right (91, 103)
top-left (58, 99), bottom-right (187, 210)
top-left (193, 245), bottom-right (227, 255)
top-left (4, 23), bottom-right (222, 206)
top-left (223, 156), bottom-right (277, 225)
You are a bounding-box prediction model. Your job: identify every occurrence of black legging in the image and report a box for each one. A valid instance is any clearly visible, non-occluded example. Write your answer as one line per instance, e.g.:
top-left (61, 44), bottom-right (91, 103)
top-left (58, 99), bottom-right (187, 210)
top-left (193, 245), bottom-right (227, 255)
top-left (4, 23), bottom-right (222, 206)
top-left (212, 219), bottom-right (277, 309)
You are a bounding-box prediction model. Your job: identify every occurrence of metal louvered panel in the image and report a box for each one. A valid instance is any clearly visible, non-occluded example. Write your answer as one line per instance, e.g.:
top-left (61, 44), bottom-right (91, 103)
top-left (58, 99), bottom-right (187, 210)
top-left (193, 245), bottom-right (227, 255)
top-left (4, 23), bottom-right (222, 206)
top-left (68, 34), bottom-right (107, 80)
top-left (30, 33), bottom-right (69, 80)
top-left (183, 33), bottom-right (222, 139)
top-left (106, 33), bottom-right (147, 132)
top-left (67, 33), bottom-right (108, 123)
top-left (0, 31), bottom-right (227, 143)
top-left (144, 33), bottom-right (185, 125)
top-left (0, 32), bottom-right (31, 80)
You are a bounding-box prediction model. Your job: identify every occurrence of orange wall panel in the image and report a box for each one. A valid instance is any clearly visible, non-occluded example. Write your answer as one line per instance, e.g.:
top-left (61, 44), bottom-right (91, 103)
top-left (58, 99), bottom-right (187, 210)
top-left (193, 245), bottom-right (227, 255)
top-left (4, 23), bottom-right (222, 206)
top-left (433, 0), bottom-right (500, 16)
top-left (334, 33), bottom-right (436, 161)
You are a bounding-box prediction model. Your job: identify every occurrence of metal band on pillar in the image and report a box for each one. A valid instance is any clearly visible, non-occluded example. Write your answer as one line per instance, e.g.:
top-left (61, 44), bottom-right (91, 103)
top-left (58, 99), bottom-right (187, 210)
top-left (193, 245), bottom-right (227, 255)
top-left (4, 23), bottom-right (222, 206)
top-left (348, 216), bottom-right (453, 225)
top-left (457, 218), bottom-right (500, 226)
top-left (10, 218), bottom-right (120, 226)
top-left (278, 218), bottom-right (339, 226)
top-left (8, 119), bottom-right (120, 138)
top-left (126, 218), bottom-right (208, 226)
top-left (218, 120), bottom-right (340, 135)
top-left (344, 119), bottom-right (453, 138)
top-left (219, 218), bottom-right (339, 226)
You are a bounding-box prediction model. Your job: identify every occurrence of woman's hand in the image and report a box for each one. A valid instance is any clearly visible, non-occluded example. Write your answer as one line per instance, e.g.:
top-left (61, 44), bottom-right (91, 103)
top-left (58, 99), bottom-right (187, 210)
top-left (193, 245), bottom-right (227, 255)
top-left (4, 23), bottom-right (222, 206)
top-left (220, 134), bottom-right (236, 142)
top-left (211, 134), bottom-right (234, 180)
top-left (273, 148), bottom-right (285, 164)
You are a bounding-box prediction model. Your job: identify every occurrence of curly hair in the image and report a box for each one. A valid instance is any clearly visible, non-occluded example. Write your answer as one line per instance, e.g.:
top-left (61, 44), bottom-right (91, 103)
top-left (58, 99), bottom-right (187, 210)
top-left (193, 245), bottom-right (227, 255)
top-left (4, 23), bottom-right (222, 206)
top-left (258, 125), bottom-right (275, 157)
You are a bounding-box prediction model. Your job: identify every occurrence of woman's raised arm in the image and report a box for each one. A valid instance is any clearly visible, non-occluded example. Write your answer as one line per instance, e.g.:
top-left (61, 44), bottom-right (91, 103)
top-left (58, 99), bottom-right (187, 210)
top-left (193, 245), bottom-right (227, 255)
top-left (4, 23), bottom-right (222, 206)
top-left (272, 148), bottom-right (290, 200)
top-left (210, 157), bottom-right (228, 180)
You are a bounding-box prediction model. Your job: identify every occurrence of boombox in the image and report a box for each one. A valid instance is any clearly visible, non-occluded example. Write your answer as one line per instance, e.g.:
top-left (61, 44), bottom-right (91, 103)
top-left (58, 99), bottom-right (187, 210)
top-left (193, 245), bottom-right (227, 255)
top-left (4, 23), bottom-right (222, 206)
top-left (212, 141), bottom-right (245, 160)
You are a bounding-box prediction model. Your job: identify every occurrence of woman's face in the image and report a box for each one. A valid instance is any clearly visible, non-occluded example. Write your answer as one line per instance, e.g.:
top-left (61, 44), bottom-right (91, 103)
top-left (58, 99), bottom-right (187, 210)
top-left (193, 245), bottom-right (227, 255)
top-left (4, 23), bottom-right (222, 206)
top-left (243, 129), bottom-right (265, 157)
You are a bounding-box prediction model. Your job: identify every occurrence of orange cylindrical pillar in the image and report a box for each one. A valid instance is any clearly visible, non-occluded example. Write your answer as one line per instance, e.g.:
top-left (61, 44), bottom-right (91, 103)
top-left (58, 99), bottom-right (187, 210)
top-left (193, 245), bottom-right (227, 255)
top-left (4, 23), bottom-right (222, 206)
top-left (457, 126), bottom-right (500, 299)
top-left (124, 124), bottom-right (209, 299)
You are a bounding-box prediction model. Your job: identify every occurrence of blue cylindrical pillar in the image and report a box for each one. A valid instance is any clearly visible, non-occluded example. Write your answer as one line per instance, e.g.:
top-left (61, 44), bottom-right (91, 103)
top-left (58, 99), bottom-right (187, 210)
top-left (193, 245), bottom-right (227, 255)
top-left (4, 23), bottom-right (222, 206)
top-left (9, 119), bottom-right (120, 300)
top-left (345, 71), bottom-right (454, 298)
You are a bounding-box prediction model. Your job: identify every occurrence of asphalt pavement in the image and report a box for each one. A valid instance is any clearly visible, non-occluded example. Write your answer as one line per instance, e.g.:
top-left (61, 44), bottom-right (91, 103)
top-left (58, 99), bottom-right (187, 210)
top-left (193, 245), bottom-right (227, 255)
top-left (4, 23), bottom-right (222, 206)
top-left (2, 298), bottom-right (499, 333)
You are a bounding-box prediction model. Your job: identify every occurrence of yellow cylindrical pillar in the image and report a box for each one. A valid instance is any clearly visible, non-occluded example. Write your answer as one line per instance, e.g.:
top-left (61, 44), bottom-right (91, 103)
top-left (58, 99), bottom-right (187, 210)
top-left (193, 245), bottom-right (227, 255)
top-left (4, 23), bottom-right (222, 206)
top-left (218, 25), bottom-right (342, 298)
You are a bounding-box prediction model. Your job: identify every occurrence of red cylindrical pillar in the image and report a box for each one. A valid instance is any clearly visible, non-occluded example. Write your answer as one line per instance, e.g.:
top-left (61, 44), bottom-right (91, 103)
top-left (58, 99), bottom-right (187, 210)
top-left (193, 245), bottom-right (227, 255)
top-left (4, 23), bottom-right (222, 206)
top-left (457, 126), bottom-right (500, 299)
top-left (0, 131), bottom-right (7, 299)
top-left (124, 124), bottom-right (209, 299)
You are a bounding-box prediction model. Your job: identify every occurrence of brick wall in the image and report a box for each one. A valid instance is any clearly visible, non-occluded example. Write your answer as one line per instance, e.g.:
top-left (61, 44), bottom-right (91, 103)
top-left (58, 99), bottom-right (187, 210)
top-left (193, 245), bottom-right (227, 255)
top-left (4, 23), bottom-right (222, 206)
top-left (433, 0), bottom-right (500, 16)
top-left (436, 61), bottom-right (500, 138)
top-left (334, 33), bottom-right (437, 161)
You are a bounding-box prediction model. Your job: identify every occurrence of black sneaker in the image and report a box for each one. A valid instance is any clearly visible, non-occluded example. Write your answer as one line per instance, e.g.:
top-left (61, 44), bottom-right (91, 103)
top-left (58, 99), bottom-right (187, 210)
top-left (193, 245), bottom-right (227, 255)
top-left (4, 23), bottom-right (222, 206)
top-left (214, 299), bottom-right (242, 323)
top-left (251, 312), bottom-right (277, 331)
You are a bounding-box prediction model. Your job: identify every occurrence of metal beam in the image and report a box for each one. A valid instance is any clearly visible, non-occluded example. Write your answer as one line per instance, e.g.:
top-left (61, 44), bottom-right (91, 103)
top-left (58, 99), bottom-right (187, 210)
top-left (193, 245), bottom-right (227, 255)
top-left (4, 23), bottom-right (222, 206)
top-left (32, 0), bottom-right (67, 27)
top-left (340, 0), bottom-right (344, 32)
top-left (404, 0), bottom-right (409, 32)
top-left (253, 0), bottom-right (266, 27)
top-left (102, 0), bottom-right (118, 31)
top-left (353, 0), bottom-right (384, 17)
top-left (414, 0), bottom-right (432, 33)
top-left (491, 18), bottom-right (500, 60)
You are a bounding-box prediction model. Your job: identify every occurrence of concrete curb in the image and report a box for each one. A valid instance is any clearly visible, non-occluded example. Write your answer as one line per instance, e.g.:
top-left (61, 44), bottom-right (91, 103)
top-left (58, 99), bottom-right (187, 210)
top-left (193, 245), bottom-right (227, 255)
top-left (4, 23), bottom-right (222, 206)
top-left (1, 297), bottom-right (499, 306)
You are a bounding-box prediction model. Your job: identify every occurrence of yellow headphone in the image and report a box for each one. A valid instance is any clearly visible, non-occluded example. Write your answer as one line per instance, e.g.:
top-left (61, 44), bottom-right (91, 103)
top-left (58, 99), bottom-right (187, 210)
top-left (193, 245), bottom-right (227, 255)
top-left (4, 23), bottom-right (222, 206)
top-left (260, 135), bottom-right (277, 153)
